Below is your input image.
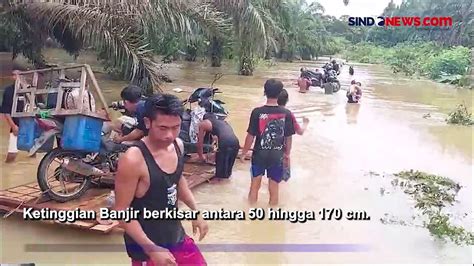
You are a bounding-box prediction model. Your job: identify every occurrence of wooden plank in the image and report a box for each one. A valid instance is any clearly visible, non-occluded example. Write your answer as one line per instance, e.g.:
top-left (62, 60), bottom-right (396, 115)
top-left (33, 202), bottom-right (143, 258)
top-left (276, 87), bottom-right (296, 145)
top-left (0, 162), bottom-right (213, 234)
top-left (45, 109), bottom-right (109, 121)
top-left (0, 204), bottom-right (22, 213)
top-left (56, 69), bottom-right (65, 111)
top-left (14, 88), bottom-right (36, 93)
top-left (85, 65), bottom-right (109, 116)
top-left (15, 195), bottom-right (37, 202)
top-left (34, 88), bottom-right (60, 94)
top-left (54, 220), bottom-right (97, 229)
top-left (8, 186), bottom-right (38, 195)
top-left (31, 72), bottom-right (38, 113)
top-left (77, 66), bottom-right (87, 113)
top-left (11, 78), bottom-right (20, 117)
top-left (2, 191), bottom-right (24, 198)
top-left (59, 82), bottom-right (81, 88)
top-left (29, 184), bottom-right (41, 189)
top-left (90, 221), bottom-right (120, 233)
top-left (5, 187), bottom-right (24, 193)
top-left (23, 188), bottom-right (41, 195)
top-left (17, 64), bottom-right (88, 74)
top-left (28, 191), bottom-right (43, 198)
top-left (0, 197), bottom-right (27, 207)
top-left (10, 112), bottom-right (36, 118)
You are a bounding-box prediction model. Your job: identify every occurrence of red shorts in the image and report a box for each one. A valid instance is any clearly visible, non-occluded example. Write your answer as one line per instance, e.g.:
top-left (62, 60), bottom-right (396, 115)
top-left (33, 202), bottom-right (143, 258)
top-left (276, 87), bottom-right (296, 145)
top-left (131, 235), bottom-right (206, 266)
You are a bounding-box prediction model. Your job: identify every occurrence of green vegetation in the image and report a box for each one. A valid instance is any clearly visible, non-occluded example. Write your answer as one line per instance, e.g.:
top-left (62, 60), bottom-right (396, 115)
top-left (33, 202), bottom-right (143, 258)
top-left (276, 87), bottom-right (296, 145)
top-left (446, 104), bottom-right (474, 125)
top-left (390, 170), bottom-right (473, 245)
top-left (0, 0), bottom-right (351, 91)
top-left (343, 0), bottom-right (473, 87)
top-left (0, 0), bottom-right (471, 90)
top-left (344, 43), bottom-right (471, 85)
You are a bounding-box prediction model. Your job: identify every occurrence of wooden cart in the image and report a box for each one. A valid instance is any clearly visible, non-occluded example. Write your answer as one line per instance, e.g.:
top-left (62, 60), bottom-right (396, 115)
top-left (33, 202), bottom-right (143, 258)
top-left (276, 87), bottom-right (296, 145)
top-left (11, 64), bottom-right (111, 120)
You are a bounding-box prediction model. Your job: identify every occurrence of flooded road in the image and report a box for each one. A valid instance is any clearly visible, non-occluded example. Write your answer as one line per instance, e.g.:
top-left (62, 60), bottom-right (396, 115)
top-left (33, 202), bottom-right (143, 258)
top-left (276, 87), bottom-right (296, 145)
top-left (0, 49), bottom-right (472, 264)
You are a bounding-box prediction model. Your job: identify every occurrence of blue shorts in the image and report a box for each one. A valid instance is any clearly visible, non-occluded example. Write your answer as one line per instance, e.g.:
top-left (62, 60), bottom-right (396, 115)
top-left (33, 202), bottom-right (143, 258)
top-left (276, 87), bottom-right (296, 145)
top-left (251, 163), bottom-right (284, 183)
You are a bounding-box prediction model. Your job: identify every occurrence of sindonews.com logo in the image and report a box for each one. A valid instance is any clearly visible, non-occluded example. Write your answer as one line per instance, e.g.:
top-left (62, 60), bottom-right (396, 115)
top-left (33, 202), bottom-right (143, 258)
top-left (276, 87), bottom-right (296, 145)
top-left (348, 16), bottom-right (453, 27)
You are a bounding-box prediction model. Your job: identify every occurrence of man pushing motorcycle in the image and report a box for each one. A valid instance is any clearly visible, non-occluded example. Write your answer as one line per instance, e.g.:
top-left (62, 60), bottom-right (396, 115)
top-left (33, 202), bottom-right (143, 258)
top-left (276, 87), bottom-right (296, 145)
top-left (112, 85), bottom-right (147, 143)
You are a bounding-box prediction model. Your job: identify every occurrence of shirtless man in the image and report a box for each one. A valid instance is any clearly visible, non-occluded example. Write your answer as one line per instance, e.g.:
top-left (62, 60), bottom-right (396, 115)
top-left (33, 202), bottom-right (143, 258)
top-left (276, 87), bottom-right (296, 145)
top-left (114, 94), bottom-right (208, 266)
top-left (347, 80), bottom-right (362, 103)
top-left (297, 67), bottom-right (311, 93)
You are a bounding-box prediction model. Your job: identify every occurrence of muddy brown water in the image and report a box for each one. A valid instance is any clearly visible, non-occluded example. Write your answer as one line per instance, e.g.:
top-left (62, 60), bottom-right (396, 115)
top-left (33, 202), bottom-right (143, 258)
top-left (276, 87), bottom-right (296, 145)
top-left (0, 49), bottom-right (472, 264)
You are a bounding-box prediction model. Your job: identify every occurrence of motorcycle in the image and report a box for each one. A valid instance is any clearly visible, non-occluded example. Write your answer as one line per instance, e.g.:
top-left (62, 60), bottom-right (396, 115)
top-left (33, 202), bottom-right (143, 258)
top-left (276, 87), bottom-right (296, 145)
top-left (108, 73), bottom-right (228, 156)
top-left (300, 70), bottom-right (324, 88)
top-left (321, 64), bottom-right (341, 93)
top-left (179, 73), bottom-right (228, 155)
top-left (35, 74), bottom-right (228, 202)
top-left (33, 112), bottom-right (132, 202)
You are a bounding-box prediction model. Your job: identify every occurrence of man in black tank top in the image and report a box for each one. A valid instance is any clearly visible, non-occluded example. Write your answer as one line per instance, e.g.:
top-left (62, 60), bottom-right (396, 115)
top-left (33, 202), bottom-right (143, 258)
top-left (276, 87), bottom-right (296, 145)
top-left (114, 94), bottom-right (208, 266)
top-left (197, 113), bottom-right (240, 182)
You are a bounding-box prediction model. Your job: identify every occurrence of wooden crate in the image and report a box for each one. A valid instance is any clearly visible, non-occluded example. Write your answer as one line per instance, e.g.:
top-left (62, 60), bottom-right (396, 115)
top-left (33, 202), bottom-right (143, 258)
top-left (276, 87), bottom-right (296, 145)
top-left (11, 64), bottom-right (111, 121)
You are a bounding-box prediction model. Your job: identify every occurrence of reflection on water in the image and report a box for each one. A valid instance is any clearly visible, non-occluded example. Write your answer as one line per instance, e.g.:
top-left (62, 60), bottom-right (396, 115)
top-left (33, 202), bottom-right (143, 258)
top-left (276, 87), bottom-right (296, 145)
top-left (0, 50), bottom-right (472, 264)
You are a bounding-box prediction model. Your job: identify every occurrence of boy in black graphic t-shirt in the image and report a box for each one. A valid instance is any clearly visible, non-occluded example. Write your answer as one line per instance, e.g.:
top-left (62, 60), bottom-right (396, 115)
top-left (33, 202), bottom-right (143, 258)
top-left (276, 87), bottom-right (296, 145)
top-left (240, 79), bottom-right (295, 206)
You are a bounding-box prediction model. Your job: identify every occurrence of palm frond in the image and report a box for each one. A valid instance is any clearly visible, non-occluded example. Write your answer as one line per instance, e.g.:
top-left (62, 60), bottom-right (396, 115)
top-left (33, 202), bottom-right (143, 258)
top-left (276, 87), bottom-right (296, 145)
top-left (17, 2), bottom-right (160, 90)
top-left (212, 0), bottom-right (272, 55)
top-left (8, 0), bottom-right (229, 90)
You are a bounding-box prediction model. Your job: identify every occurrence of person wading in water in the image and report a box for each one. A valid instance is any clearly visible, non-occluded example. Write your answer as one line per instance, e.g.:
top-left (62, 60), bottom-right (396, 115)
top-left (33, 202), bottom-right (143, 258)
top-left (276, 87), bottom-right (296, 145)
top-left (197, 113), bottom-right (240, 183)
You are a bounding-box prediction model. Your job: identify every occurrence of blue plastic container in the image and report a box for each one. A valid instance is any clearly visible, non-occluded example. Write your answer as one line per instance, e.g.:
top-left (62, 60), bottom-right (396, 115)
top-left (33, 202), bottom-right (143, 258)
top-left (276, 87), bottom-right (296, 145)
top-left (17, 118), bottom-right (55, 153)
top-left (61, 115), bottom-right (103, 152)
top-left (17, 117), bottom-right (41, 151)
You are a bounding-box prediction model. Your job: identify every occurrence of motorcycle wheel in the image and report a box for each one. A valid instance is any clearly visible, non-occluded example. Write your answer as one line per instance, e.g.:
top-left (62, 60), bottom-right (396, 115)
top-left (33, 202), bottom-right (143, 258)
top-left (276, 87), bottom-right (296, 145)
top-left (37, 148), bottom-right (92, 203)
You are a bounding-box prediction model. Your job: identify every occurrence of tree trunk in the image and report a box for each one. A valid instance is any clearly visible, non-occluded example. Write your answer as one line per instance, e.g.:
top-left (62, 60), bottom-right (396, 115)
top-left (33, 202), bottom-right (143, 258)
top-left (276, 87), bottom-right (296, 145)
top-left (301, 48), bottom-right (312, 60)
top-left (470, 48), bottom-right (474, 88)
top-left (210, 37), bottom-right (223, 67)
top-left (264, 48), bottom-right (272, 60)
top-left (185, 43), bottom-right (197, 62)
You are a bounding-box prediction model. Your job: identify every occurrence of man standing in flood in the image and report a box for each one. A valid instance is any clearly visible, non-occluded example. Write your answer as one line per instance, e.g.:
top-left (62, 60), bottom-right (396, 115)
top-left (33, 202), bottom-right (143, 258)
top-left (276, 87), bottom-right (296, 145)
top-left (240, 79), bottom-right (296, 206)
top-left (114, 94), bottom-right (208, 266)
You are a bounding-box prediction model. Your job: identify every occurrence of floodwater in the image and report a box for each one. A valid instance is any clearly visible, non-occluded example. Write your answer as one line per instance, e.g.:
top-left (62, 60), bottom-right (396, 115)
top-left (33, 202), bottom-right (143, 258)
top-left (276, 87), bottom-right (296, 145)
top-left (0, 49), bottom-right (472, 265)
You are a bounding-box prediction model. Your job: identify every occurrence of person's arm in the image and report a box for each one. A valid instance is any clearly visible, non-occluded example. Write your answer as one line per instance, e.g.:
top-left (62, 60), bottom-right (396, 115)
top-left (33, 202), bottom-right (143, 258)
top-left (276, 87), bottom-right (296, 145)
top-left (241, 133), bottom-right (255, 157)
top-left (240, 109), bottom-right (258, 160)
top-left (290, 113), bottom-right (304, 135)
top-left (113, 148), bottom-right (175, 264)
top-left (0, 88), bottom-right (18, 134)
top-left (117, 128), bottom-right (144, 142)
top-left (177, 136), bottom-right (209, 241)
top-left (285, 136), bottom-right (292, 157)
top-left (177, 173), bottom-right (209, 241)
top-left (300, 117), bottom-right (309, 134)
top-left (284, 112), bottom-right (296, 157)
top-left (197, 120), bottom-right (212, 161)
top-left (3, 114), bottom-right (19, 135)
top-left (116, 110), bottom-right (146, 142)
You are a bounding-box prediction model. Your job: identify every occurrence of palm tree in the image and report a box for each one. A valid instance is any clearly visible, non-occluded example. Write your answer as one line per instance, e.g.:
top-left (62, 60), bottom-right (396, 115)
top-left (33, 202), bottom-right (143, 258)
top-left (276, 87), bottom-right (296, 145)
top-left (272, 0), bottom-right (329, 61)
top-left (207, 0), bottom-right (281, 75)
top-left (3, 0), bottom-right (228, 92)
